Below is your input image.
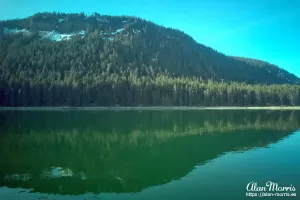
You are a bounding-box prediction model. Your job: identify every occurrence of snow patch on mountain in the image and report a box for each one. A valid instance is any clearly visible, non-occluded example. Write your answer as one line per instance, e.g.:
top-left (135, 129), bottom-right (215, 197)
top-left (39, 30), bottom-right (75, 41)
top-left (58, 18), bottom-right (65, 23)
top-left (4, 27), bottom-right (32, 36)
top-left (111, 28), bottom-right (125, 35)
top-left (4, 27), bottom-right (87, 42)
top-left (79, 30), bottom-right (86, 39)
top-left (4, 26), bottom-right (123, 42)
top-left (133, 29), bottom-right (141, 34)
top-left (79, 30), bottom-right (86, 35)
top-left (38, 29), bottom-right (86, 41)
top-left (100, 29), bottom-right (124, 40)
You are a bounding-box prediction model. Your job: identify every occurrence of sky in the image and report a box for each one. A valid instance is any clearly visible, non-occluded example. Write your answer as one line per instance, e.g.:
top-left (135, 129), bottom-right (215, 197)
top-left (0, 0), bottom-right (299, 77)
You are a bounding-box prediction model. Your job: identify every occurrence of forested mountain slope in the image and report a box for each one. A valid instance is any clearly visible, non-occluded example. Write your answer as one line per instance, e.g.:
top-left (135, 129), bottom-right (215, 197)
top-left (0, 12), bottom-right (299, 106)
top-left (232, 57), bottom-right (298, 82)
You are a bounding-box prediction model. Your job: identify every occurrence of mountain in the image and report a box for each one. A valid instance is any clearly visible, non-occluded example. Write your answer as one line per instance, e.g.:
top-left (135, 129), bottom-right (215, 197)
top-left (1, 12), bottom-right (299, 84)
top-left (232, 57), bottom-right (299, 81)
top-left (0, 12), bottom-right (300, 107)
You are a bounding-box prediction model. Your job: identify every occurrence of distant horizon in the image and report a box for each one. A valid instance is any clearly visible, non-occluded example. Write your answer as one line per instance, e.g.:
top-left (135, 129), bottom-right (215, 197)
top-left (1, 0), bottom-right (299, 78)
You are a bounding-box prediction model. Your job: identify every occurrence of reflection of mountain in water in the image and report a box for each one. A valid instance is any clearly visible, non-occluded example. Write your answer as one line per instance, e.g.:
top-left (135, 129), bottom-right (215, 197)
top-left (0, 110), bottom-right (299, 195)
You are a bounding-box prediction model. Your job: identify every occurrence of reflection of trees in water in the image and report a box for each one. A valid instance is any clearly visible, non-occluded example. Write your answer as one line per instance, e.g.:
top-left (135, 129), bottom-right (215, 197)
top-left (1, 110), bottom-right (300, 148)
top-left (0, 110), bottom-right (299, 194)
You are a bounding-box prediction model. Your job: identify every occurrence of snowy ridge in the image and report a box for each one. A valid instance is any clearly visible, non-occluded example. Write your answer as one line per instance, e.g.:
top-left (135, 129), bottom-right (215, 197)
top-left (4, 27), bottom-right (86, 42)
top-left (4, 27), bottom-right (139, 42)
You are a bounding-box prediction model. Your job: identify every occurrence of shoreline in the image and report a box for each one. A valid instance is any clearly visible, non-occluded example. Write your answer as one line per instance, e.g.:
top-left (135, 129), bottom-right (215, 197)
top-left (1, 106), bottom-right (300, 111)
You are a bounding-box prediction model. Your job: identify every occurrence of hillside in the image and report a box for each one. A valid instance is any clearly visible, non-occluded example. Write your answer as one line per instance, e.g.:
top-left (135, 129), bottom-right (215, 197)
top-left (232, 57), bottom-right (298, 81)
top-left (0, 12), bottom-right (300, 107)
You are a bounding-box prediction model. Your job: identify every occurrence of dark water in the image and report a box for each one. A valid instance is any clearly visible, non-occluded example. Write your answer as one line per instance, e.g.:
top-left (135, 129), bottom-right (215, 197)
top-left (0, 110), bottom-right (299, 200)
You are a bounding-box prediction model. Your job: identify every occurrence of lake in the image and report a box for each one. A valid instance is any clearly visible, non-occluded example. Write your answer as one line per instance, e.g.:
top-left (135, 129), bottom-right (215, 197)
top-left (0, 109), bottom-right (299, 199)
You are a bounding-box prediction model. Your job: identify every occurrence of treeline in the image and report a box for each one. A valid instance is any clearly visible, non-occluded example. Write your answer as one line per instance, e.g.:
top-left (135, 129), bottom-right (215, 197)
top-left (1, 74), bottom-right (300, 106)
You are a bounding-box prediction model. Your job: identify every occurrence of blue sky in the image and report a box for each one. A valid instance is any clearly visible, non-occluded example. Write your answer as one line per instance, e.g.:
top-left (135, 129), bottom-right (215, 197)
top-left (1, 0), bottom-right (299, 77)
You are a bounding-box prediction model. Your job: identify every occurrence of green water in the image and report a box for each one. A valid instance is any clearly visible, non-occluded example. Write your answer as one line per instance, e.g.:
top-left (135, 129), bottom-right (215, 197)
top-left (0, 110), bottom-right (299, 199)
